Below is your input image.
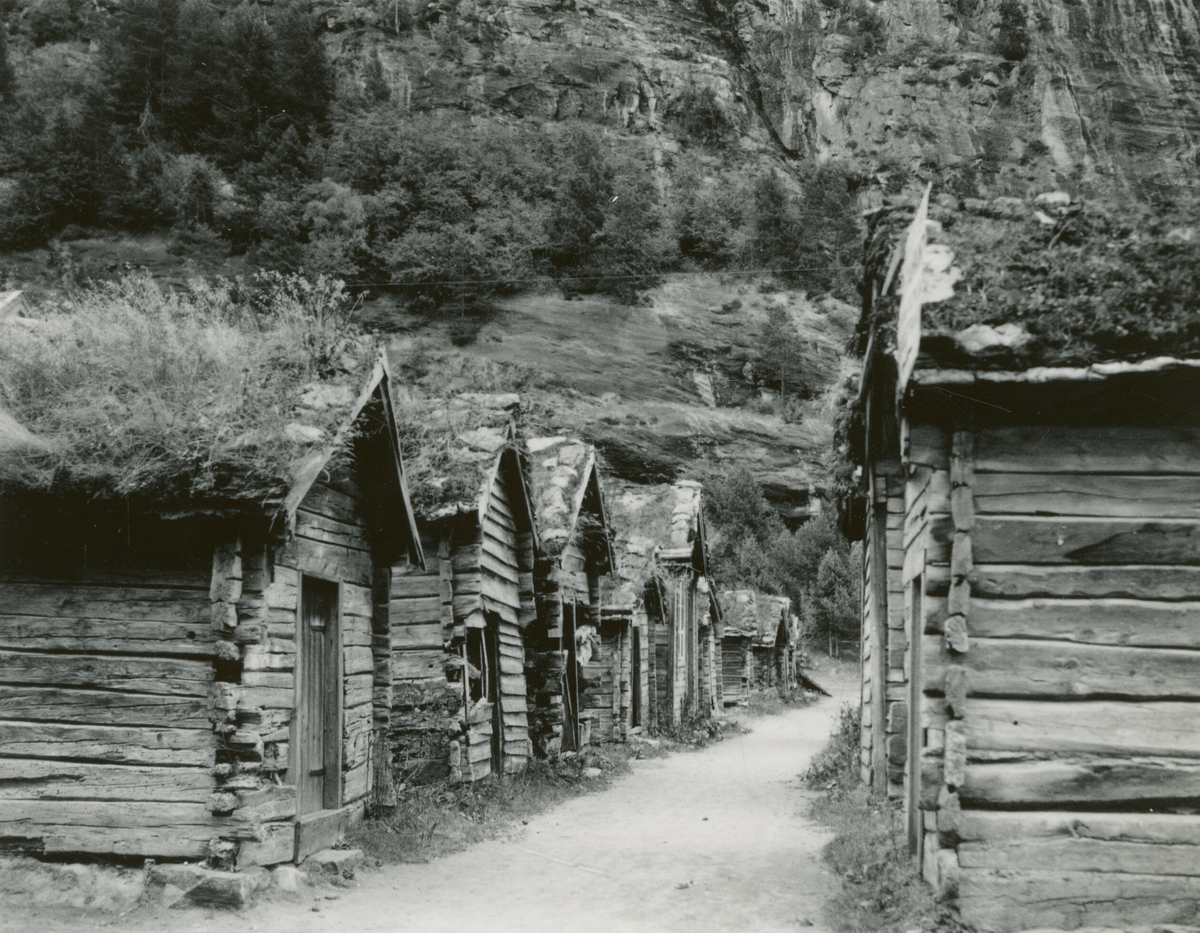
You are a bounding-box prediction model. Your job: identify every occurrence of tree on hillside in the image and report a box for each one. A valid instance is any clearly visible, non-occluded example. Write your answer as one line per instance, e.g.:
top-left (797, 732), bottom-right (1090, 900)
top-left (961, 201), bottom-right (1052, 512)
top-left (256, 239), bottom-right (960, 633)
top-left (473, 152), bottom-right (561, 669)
top-left (758, 305), bottom-right (808, 406)
top-left (0, 20), bottom-right (15, 105)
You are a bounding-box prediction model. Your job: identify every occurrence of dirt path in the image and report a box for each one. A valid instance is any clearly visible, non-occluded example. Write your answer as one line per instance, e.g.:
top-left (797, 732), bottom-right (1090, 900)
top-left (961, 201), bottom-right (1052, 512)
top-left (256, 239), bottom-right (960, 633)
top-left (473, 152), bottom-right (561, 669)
top-left (7, 664), bottom-right (858, 933)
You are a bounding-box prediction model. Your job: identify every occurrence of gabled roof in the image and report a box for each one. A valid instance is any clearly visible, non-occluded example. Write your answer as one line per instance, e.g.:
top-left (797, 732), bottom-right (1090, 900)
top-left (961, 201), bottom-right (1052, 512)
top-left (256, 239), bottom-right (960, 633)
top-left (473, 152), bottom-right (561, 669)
top-left (285, 353), bottom-right (423, 567)
top-left (527, 436), bottom-right (613, 572)
top-left (392, 390), bottom-right (525, 521)
top-left (602, 481), bottom-right (716, 618)
top-left (720, 589), bottom-right (790, 647)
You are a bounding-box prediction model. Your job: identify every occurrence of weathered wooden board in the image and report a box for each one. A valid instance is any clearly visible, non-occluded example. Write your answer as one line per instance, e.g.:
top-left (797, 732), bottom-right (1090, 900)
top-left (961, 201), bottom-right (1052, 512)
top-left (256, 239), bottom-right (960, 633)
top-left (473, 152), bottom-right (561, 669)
top-left (972, 564), bottom-right (1200, 600)
top-left (0, 652), bottom-right (212, 696)
top-left (0, 616), bottom-right (219, 656)
top-left (962, 757), bottom-right (1200, 807)
top-left (924, 636), bottom-right (1200, 698)
top-left (295, 509), bottom-right (372, 553)
top-left (966, 698), bottom-right (1200, 757)
top-left (390, 575), bottom-right (441, 599)
top-left (975, 425), bottom-right (1200, 475)
top-left (296, 483), bottom-right (360, 523)
top-left (0, 585), bottom-right (210, 623)
top-left (957, 869), bottom-right (1200, 932)
top-left (0, 759), bottom-right (213, 802)
top-left (974, 473), bottom-right (1200, 519)
top-left (0, 720), bottom-right (214, 766)
top-left (391, 621), bottom-right (442, 650)
top-left (286, 537), bottom-right (373, 586)
top-left (392, 650), bottom-right (443, 680)
top-left (0, 686), bottom-right (211, 728)
top-left (24, 825), bottom-right (214, 858)
top-left (967, 597), bottom-right (1200, 647)
top-left (974, 517), bottom-right (1200, 565)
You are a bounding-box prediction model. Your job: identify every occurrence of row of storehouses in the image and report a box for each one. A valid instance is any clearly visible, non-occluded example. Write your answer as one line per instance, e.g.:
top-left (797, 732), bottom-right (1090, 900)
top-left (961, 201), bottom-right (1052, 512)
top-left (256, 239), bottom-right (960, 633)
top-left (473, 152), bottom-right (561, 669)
top-left (0, 360), bottom-right (800, 868)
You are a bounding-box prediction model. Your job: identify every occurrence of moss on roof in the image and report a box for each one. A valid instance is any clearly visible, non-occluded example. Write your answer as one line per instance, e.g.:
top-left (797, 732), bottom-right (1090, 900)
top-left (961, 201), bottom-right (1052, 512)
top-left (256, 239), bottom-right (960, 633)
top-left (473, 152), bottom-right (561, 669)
top-left (720, 588), bottom-right (790, 646)
top-left (0, 273), bottom-right (376, 509)
top-left (391, 389), bottom-right (521, 520)
top-left (861, 194), bottom-right (1200, 370)
top-left (601, 480), bottom-right (708, 610)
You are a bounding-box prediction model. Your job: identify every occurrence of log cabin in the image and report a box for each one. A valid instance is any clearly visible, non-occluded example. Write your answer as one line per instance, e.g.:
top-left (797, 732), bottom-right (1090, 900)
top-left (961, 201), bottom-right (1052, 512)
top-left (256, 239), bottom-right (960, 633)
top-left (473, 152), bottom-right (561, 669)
top-left (387, 393), bottom-right (539, 783)
top-left (0, 346), bottom-right (423, 867)
top-left (845, 192), bottom-right (1200, 930)
top-left (720, 590), bottom-right (793, 704)
top-left (525, 437), bottom-right (616, 754)
top-left (604, 482), bottom-right (721, 731)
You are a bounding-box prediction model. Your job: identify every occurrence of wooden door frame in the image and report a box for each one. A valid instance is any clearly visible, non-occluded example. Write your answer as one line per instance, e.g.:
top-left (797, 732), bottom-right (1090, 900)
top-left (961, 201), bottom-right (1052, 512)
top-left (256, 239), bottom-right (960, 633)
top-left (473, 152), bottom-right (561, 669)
top-left (294, 573), bottom-right (344, 816)
top-left (906, 571), bottom-right (923, 859)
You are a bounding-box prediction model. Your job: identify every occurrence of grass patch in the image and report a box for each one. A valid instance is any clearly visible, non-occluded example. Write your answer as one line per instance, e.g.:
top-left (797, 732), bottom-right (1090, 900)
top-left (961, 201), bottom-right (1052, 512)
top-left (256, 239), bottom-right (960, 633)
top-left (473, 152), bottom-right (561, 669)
top-left (349, 748), bottom-right (636, 864)
top-left (805, 705), bottom-right (967, 933)
top-left (0, 271), bottom-right (372, 502)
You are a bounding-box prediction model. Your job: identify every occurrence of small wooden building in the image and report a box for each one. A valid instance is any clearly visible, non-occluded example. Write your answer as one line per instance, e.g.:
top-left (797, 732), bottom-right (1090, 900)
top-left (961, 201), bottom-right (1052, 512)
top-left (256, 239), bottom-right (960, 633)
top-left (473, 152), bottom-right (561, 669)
top-left (605, 481), bottom-right (720, 731)
top-left (524, 437), bottom-right (616, 754)
top-left (720, 590), bottom-right (793, 704)
top-left (387, 394), bottom-right (539, 784)
top-left (0, 353), bottom-right (422, 866)
top-left (847, 193), bottom-right (1200, 930)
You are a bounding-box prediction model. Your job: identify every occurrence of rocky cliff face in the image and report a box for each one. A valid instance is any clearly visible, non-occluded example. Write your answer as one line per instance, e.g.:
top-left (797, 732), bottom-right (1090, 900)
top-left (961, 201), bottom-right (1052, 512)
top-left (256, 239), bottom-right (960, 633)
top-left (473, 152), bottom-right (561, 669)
top-left (707, 0), bottom-right (1200, 198)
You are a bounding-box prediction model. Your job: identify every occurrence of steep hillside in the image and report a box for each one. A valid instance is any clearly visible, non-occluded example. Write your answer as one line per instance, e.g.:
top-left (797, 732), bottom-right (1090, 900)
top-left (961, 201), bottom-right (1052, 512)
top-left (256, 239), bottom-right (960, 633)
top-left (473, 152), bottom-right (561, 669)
top-left (2, 0), bottom-right (1198, 514)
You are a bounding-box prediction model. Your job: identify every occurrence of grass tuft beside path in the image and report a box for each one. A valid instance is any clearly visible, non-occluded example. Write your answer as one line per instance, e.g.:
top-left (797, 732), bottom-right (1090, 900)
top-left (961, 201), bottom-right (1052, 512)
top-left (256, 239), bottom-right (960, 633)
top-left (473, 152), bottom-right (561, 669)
top-left (805, 705), bottom-right (969, 933)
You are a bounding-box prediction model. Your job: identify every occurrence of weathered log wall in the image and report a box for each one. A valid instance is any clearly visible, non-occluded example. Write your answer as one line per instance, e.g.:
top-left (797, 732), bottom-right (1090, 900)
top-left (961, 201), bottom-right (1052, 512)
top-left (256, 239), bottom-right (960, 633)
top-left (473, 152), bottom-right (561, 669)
top-left (902, 420), bottom-right (1200, 931)
top-left (0, 504), bottom-right (226, 860)
top-left (388, 456), bottom-right (532, 783)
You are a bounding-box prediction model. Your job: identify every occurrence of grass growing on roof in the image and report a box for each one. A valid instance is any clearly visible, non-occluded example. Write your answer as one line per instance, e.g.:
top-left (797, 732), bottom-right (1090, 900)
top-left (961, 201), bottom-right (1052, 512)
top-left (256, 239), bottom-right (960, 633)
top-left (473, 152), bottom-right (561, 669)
top-left (0, 271), bottom-right (374, 502)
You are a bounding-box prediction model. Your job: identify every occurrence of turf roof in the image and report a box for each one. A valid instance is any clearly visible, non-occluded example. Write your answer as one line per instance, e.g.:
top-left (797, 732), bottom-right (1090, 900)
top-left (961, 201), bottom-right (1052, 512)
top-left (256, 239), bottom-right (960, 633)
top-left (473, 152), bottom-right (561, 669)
top-left (860, 193), bottom-right (1200, 371)
top-left (0, 274), bottom-right (381, 511)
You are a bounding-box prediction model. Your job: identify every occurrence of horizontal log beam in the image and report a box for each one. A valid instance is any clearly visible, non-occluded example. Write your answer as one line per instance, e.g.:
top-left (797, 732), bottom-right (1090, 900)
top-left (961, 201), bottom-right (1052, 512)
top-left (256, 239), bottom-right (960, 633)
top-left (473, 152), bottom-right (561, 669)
top-left (972, 564), bottom-right (1200, 600)
top-left (974, 472), bottom-right (1200, 519)
top-left (958, 868), bottom-right (1200, 932)
top-left (0, 652), bottom-right (212, 697)
top-left (0, 686), bottom-right (211, 729)
top-left (0, 759), bottom-right (214, 803)
top-left (0, 720), bottom-right (215, 766)
top-left (975, 425), bottom-right (1200, 475)
top-left (974, 517), bottom-right (1200, 565)
top-left (967, 597), bottom-right (1200, 646)
top-left (924, 636), bottom-right (1200, 699)
top-left (966, 698), bottom-right (1200, 758)
top-left (962, 757), bottom-right (1200, 807)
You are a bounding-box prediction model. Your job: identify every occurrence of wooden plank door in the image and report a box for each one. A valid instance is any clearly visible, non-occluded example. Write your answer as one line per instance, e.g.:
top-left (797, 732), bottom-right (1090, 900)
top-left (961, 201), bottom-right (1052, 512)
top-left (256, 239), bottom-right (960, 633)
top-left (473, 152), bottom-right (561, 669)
top-left (298, 575), bottom-right (341, 817)
top-left (484, 615), bottom-right (503, 774)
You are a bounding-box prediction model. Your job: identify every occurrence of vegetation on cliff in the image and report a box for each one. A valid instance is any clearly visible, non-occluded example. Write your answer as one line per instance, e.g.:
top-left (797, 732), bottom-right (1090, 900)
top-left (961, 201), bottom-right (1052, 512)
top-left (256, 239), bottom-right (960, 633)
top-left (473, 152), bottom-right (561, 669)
top-left (0, 0), bottom-right (865, 315)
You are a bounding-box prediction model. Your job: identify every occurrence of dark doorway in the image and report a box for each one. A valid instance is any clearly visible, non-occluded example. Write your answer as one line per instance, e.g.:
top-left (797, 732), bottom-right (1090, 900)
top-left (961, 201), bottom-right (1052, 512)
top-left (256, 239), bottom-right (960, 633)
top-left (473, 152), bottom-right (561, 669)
top-left (631, 626), bottom-right (642, 728)
top-left (562, 601), bottom-right (581, 751)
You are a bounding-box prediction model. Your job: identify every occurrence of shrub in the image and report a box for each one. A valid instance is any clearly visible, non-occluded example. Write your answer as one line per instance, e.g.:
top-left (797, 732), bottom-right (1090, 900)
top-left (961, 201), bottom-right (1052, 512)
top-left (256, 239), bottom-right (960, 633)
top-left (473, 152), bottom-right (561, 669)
top-left (840, 0), bottom-right (887, 65)
top-left (26, 0), bottom-right (82, 46)
top-left (996, 0), bottom-right (1030, 61)
top-left (671, 83), bottom-right (735, 147)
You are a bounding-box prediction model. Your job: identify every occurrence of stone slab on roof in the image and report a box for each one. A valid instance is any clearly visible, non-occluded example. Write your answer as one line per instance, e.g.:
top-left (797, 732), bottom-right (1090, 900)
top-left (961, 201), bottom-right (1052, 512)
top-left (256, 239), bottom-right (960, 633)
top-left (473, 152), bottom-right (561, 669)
top-left (720, 589), bottom-right (790, 646)
top-left (393, 390), bottom-right (521, 521)
top-left (527, 436), bottom-right (597, 558)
